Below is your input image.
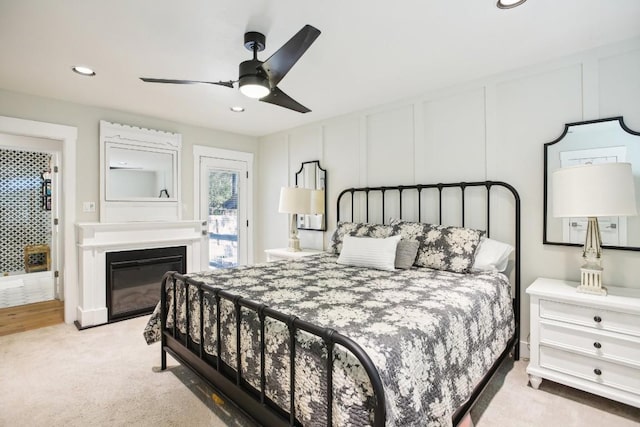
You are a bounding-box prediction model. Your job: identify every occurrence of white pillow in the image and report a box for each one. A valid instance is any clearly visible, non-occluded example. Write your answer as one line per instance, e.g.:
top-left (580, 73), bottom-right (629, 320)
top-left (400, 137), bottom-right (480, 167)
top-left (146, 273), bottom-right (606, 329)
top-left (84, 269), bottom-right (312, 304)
top-left (337, 235), bottom-right (402, 271)
top-left (472, 238), bottom-right (514, 272)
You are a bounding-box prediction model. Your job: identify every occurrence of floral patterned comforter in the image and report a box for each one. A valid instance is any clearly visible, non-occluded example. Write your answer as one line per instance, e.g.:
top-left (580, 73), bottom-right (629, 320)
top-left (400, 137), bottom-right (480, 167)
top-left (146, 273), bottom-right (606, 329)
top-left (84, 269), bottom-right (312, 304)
top-left (144, 252), bottom-right (514, 427)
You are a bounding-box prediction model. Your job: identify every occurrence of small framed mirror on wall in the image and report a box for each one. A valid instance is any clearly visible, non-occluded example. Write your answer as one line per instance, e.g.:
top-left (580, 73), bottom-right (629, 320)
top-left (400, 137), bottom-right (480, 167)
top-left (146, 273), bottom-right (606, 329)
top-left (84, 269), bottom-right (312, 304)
top-left (99, 120), bottom-right (182, 222)
top-left (295, 160), bottom-right (327, 231)
top-left (544, 116), bottom-right (640, 251)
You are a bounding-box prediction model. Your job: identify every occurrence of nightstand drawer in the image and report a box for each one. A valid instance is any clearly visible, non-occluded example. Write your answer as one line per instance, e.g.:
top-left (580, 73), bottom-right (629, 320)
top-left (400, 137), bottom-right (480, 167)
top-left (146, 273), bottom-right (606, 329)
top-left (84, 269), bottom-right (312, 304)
top-left (539, 299), bottom-right (640, 337)
top-left (540, 346), bottom-right (640, 395)
top-left (539, 321), bottom-right (640, 368)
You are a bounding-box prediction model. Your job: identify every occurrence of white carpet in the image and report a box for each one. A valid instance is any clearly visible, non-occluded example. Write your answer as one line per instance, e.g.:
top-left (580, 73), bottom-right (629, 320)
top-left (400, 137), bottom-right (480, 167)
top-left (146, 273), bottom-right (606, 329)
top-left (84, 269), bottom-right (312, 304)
top-left (0, 316), bottom-right (638, 426)
top-left (471, 356), bottom-right (640, 426)
top-left (0, 315), bottom-right (252, 427)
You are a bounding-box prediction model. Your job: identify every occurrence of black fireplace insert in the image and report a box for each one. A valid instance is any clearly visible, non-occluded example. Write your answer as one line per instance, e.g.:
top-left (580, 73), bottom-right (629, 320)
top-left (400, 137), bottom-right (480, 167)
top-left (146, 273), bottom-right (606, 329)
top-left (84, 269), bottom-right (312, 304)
top-left (106, 246), bottom-right (186, 322)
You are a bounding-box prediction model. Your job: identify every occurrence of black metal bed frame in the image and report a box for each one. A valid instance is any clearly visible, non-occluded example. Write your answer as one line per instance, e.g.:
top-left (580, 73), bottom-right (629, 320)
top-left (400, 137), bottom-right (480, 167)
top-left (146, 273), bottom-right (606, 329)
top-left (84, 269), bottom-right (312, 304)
top-left (159, 180), bottom-right (521, 427)
top-left (336, 180), bottom-right (521, 425)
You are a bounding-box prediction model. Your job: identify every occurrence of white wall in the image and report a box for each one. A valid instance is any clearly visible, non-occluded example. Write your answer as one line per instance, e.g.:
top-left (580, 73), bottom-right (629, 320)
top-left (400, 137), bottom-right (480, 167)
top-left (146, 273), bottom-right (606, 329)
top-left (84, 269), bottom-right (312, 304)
top-left (258, 38), bottom-right (640, 351)
top-left (0, 90), bottom-right (260, 324)
top-left (0, 89), bottom-right (259, 224)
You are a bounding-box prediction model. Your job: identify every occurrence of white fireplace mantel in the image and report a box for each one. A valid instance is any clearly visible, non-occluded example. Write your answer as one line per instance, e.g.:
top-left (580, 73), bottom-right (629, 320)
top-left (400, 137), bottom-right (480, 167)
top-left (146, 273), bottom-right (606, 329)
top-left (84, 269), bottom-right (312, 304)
top-left (76, 220), bottom-right (204, 328)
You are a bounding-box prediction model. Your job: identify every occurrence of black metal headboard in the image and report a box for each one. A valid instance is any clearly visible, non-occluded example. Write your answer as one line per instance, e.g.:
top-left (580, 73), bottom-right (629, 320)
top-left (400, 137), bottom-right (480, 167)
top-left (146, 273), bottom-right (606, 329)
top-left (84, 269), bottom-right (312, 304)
top-left (336, 180), bottom-right (521, 360)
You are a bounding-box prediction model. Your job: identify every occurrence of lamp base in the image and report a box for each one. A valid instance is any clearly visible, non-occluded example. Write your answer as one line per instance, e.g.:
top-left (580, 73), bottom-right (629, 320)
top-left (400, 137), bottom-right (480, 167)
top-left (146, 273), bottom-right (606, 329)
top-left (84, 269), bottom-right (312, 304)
top-left (578, 266), bottom-right (607, 296)
top-left (577, 217), bottom-right (606, 296)
top-left (287, 238), bottom-right (301, 252)
top-left (287, 213), bottom-right (301, 252)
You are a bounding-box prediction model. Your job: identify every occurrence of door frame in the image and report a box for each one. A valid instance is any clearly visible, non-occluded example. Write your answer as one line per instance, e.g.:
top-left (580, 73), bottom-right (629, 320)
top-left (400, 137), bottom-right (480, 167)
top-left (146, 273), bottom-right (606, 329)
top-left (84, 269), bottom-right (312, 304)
top-left (0, 116), bottom-right (77, 323)
top-left (193, 146), bottom-right (254, 268)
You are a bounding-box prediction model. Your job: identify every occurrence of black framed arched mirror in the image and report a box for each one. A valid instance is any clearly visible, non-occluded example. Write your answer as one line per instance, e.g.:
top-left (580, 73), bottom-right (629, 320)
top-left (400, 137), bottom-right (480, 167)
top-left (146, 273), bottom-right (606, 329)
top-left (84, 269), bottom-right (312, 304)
top-left (295, 160), bottom-right (327, 231)
top-left (544, 116), bottom-right (640, 251)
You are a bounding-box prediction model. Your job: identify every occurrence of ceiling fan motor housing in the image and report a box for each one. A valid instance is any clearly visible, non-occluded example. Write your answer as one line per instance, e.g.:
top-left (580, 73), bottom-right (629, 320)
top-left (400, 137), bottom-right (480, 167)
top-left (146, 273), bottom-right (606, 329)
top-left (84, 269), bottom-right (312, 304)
top-left (239, 59), bottom-right (270, 89)
top-left (240, 32), bottom-right (269, 92)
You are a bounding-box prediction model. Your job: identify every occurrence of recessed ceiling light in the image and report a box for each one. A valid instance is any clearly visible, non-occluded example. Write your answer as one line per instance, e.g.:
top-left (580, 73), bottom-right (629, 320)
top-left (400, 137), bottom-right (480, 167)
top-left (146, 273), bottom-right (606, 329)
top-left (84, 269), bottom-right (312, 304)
top-left (497, 0), bottom-right (527, 9)
top-left (230, 106), bottom-right (245, 113)
top-left (72, 66), bottom-right (96, 76)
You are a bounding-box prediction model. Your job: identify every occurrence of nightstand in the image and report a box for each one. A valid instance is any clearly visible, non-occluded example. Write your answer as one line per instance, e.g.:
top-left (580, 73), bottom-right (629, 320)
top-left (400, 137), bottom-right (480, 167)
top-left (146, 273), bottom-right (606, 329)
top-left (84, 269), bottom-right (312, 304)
top-left (264, 248), bottom-right (323, 262)
top-left (526, 277), bottom-right (640, 408)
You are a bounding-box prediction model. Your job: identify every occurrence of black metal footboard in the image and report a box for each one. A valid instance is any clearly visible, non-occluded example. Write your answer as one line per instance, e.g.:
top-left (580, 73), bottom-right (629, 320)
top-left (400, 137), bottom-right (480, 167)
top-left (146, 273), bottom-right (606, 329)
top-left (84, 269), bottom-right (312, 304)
top-left (160, 272), bottom-right (386, 427)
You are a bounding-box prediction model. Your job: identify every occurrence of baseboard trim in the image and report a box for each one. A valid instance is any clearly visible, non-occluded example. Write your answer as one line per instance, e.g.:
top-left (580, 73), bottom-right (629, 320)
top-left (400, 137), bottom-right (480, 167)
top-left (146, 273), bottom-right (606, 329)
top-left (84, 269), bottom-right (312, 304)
top-left (519, 339), bottom-right (530, 360)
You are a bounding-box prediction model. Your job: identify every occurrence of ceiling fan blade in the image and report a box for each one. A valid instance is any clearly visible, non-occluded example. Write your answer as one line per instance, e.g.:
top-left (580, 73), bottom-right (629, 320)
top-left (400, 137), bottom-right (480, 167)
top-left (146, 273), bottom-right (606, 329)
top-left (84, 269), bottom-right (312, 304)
top-left (140, 77), bottom-right (235, 88)
top-left (260, 25), bottom-right (321, 87)
top-left (260, 87), bottom-right (310, 113)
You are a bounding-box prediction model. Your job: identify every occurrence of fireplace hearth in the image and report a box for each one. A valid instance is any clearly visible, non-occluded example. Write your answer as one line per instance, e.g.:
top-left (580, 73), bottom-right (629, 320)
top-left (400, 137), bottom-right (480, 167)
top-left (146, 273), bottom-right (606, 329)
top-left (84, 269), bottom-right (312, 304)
top-left (106, 246), bottom-right (186, 322)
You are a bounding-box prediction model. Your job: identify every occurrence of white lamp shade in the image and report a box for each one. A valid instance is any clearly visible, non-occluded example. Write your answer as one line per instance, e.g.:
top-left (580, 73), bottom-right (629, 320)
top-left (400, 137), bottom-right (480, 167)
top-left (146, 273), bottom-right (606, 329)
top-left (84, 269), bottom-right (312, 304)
top-left (310, 190), bottom-right (325, 215)
top-left (278, 187), bottom-right (312, 214)
top-left (552, 162), bottom-right (637, 218)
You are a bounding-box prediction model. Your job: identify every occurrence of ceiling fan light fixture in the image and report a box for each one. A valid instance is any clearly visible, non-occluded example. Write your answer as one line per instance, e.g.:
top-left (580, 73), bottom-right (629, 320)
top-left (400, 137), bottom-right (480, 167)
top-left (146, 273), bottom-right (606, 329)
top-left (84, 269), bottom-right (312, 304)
top-left (496, 0), bottom-right (527, 9)
top-left (230, 106), bottom-right (245, 113)
top-left (239, 75), bottom-right (270, 99)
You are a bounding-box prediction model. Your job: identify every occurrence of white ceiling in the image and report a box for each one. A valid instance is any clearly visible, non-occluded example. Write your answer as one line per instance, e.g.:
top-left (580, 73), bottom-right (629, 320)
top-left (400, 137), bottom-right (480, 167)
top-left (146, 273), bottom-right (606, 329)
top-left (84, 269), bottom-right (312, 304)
top-left (1, 0), bottom-right (639, 137)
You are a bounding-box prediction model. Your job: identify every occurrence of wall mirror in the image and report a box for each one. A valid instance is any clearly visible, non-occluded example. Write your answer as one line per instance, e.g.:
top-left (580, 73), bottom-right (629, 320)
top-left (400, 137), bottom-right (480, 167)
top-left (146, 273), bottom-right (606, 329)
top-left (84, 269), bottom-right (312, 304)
top-left (544, 116), bottom-right (640, 251)
top-left (105, 144), bottom-right (176, 201)
top-left (295, 160), bottom-right (327, 231)
top-left (99, 120), bottom-right (182, 222)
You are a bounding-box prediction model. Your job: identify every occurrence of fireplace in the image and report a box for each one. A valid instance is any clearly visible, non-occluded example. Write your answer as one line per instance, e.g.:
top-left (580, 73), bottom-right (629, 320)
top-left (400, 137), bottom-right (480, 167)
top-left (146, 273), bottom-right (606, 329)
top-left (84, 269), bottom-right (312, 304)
top-left (106, 246), bottom-right (186, 322)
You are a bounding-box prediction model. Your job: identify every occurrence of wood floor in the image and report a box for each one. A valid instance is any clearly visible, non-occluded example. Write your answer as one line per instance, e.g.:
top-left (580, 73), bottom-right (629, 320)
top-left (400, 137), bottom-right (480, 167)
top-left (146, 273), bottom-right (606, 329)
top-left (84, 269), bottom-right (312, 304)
top-left (0, 299), bottom-right (64, 336)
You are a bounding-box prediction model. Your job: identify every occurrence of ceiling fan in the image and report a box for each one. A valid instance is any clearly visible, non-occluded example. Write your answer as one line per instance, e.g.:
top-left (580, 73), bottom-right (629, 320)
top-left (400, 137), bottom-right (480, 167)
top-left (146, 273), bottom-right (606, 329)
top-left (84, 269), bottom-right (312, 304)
top-left (140, 25), bottom-right (321, 113)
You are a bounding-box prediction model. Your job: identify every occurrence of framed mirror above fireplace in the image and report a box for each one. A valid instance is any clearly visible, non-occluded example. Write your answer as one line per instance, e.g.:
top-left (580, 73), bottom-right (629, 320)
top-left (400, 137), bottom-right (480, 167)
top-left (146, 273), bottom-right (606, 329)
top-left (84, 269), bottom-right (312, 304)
top-left (105, 144), bottom-right (176, 201)
top-left (99, 120), bottom-right (182, 222)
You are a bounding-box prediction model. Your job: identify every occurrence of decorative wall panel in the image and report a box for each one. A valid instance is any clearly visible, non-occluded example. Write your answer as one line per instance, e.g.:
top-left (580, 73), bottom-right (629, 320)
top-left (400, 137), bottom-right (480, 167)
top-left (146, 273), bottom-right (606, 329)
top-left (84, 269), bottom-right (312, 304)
top-left (0, 148), bottom-right (52, 273)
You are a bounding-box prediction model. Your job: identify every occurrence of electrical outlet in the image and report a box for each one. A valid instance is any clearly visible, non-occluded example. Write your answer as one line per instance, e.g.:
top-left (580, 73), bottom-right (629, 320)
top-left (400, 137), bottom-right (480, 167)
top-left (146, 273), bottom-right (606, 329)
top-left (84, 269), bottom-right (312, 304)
top-left (83, 201), bottom-right (96, 213)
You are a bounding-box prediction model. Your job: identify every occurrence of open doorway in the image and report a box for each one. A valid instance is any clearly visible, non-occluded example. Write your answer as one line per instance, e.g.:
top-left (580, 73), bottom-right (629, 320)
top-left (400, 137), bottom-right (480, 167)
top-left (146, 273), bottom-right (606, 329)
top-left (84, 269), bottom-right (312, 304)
top-left (0, 116), bottom-right (77, 325)
top-left (0, 137), bottom-right (61, 309)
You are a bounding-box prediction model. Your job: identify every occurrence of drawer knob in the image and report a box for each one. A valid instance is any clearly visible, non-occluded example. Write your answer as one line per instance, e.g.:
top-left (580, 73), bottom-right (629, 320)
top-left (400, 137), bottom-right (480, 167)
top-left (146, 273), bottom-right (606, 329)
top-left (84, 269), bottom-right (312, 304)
top-left (593, 315), bottom-right (602, 323)
top-left (593, 342), bottom-right (602, 349)
top-left (594, 368), bottom-right (602, 376)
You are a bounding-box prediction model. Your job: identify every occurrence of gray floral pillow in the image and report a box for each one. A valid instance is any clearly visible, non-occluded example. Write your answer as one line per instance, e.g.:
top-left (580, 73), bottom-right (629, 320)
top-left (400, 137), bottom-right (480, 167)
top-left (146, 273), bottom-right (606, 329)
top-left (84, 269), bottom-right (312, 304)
top-left (329, 221), bottom-right (396, 254)
top-left (390, 219), bottom-right (485, 273)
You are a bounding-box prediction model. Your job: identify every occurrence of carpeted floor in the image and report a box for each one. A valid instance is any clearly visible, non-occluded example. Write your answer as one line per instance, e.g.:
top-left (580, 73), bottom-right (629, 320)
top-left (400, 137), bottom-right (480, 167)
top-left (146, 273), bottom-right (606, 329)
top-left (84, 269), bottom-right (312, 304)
top-left (0, 315), bottom-right (638, 426)
top-left (471, 355), bottom-right (640, 426)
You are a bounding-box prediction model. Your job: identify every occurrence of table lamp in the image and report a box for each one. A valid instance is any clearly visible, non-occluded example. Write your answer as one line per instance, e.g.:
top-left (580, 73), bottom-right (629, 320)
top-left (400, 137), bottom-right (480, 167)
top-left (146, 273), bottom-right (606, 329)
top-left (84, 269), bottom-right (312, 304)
top-left (552, 162), bottom-right (637, 295)
top-left (278, 187), bottom-right (312, 251)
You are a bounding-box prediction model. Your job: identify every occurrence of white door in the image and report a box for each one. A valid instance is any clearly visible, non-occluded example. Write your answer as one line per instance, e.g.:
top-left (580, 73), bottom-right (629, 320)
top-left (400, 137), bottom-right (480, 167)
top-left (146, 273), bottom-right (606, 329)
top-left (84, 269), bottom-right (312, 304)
top-left (199, 157), bottom-right (249, 269)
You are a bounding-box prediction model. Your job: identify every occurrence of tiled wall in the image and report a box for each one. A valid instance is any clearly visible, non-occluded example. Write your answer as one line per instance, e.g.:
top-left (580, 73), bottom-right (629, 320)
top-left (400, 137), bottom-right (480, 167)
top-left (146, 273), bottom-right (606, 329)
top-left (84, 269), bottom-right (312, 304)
top-left (0, 148), bottom-right (52, 273)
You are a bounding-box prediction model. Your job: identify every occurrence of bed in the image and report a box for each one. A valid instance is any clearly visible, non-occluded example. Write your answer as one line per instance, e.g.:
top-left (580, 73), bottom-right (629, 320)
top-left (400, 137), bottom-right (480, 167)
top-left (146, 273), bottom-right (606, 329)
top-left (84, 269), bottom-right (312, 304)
top-left (144, 181), bottom-right (521, 427)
